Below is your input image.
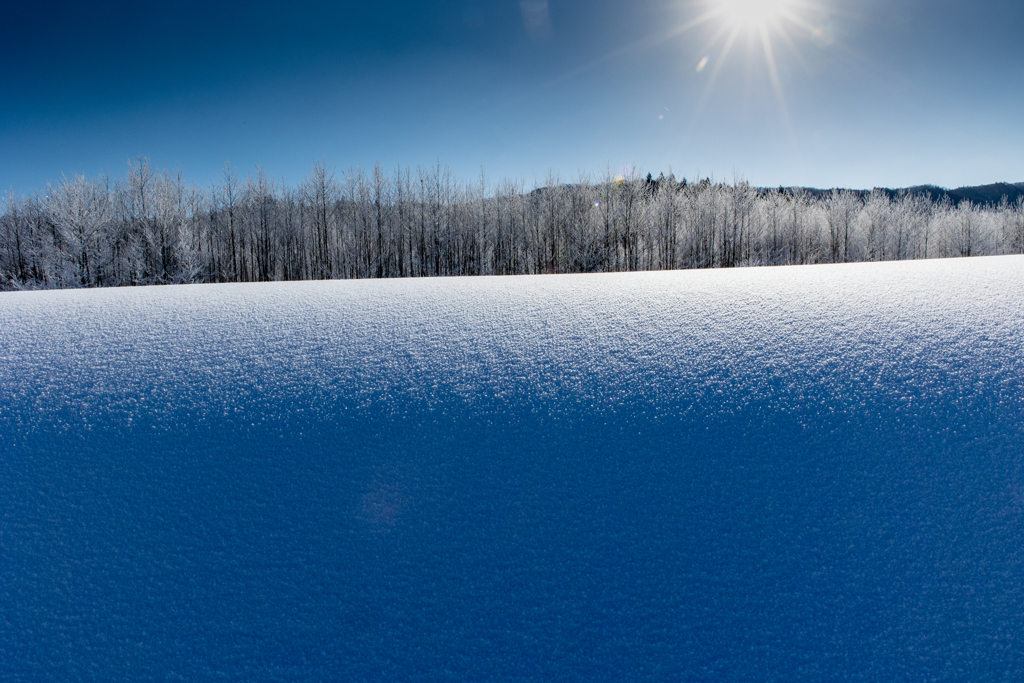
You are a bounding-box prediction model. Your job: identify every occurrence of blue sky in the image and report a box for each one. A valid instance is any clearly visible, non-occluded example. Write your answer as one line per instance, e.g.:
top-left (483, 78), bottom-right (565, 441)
top-left (2, 0), bottom-right (1022, 194)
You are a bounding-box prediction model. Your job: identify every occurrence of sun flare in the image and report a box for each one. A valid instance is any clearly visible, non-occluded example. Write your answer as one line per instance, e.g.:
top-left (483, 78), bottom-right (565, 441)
top-left (669, 0), bottom-right (832, 143)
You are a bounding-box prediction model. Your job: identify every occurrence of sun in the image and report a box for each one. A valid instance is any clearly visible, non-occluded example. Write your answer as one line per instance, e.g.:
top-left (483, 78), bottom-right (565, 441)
top-left (669, 0), bottom-right (825, 82)
top-left (715, 0), bottom-right (795, 33)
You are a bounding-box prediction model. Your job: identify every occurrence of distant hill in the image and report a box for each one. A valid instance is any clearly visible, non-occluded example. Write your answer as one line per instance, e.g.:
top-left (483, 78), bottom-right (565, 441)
top-left (920, 182), bottom-right (1024, 207)
top-left (783, 182), bottom-right (1024, 207)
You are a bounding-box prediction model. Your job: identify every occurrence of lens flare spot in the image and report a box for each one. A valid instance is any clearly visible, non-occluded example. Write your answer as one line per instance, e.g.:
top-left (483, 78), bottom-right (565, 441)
top-left (811, 23), bottom-right (834, 47)
top-left (520, 0), bottom-right (551, 38)
top-left (696, 55), bottom-right (710, 72)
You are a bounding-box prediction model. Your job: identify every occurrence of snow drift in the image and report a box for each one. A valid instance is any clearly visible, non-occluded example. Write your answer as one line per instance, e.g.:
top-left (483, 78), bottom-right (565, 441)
top-left (2, 256), bottom-right (1023, 681)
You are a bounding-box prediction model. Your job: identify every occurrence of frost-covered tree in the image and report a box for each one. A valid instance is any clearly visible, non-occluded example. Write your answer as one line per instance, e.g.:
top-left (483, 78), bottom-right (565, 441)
top-left (2, 157), bottom-right (1020, 291)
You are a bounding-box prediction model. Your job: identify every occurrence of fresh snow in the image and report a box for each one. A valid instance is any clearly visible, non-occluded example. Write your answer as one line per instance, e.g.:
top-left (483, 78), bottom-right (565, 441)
top-left (2, 256), bottom-right (1023, 681)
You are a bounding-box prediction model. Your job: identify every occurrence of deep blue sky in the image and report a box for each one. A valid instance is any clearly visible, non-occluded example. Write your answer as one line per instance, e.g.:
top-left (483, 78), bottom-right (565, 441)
top-left (2, 0), bottom-right (1023, 194)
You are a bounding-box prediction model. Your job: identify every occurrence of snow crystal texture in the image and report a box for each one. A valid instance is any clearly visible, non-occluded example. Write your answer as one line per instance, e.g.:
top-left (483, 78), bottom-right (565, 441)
top-left (2, 256), bottom-right (1024, 681)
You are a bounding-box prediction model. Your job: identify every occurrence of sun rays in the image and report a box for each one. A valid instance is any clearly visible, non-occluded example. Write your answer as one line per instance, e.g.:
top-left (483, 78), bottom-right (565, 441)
top-left (680, 0), bottom-right (831, 145)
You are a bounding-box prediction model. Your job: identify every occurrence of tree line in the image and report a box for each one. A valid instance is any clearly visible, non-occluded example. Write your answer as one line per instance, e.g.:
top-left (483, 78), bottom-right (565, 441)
top-left (3, 158), bottom-right (1023, 290)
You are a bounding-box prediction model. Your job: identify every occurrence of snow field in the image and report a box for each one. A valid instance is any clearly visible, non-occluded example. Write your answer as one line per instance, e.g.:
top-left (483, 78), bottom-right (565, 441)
top-left (2, 256), bottom-right (1023, 681)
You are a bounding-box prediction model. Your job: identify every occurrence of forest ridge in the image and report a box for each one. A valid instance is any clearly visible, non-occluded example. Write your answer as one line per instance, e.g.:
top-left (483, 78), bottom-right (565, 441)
top-left (2, 159), bottom-right (1023, 290)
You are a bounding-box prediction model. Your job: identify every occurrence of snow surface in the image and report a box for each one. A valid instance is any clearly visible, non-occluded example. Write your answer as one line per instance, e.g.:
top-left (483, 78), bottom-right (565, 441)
top-left (2, 256), bottom-right (1024, 681)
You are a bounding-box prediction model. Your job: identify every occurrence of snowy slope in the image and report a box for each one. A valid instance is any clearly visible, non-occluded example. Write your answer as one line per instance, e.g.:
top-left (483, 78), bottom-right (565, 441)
top-left (2, 256), bottom-right (1023, 681)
